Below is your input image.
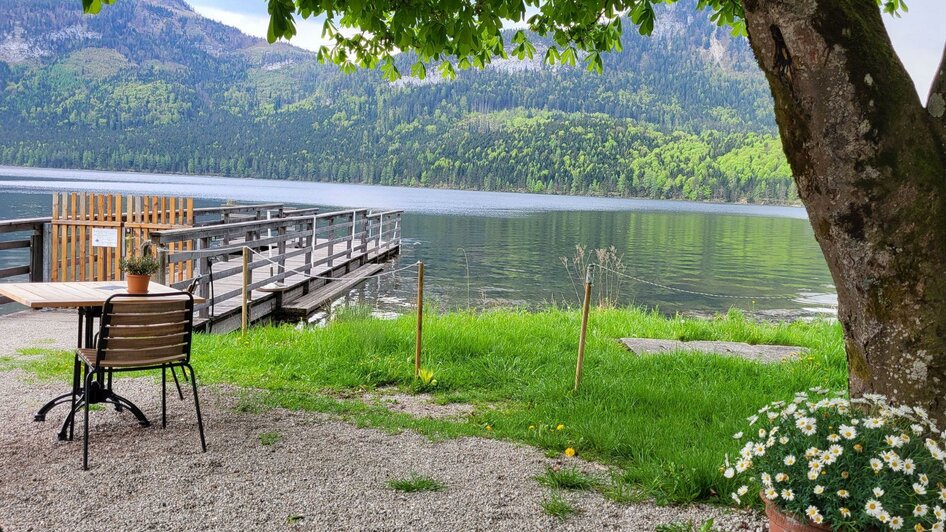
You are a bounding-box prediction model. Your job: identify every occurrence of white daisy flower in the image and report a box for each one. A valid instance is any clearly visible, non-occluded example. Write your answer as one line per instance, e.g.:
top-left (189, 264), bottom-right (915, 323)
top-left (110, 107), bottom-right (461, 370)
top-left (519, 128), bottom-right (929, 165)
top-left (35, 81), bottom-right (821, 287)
top-left (839, 424), bottom-right (857, 439)
top-left (890, 516), bottom-right (904, 530)
top-left (813, 485), bottom-right (824, 495)
top-left (781, 489), bottom-right (794, 501)
top-left (827, 433), bottom-right (841, 442)
top-left (903, 459), bottom-right (916, 475)
top-left (865, 499), bottom-right (883, 516)
top-left (915, 483), bottom-right (928, 495)
top-left (723, 468), bottom-right (735, 479)
top-left (839, 507), bottom-right (851, 518)
top-left (873, 487), bottom-right (885, 497)
top-left (733, 432), bottom-right (743, 439)
top-left (915, 504), bottom-right (929, 517)
top-left (870, 458), bottom-right (883, 472)
top-left (764, 487), bottom-right (778, 500)
top-left (783, 455), bottom-right (796, 466)
top-left (775, 472), bottom-right (788, 482)
top-left (837, 489), bottom-right (850, 498)
top-left (885, 434), bottom-right (902, 447)
top-left (779, 436), bottom-right (789, 445)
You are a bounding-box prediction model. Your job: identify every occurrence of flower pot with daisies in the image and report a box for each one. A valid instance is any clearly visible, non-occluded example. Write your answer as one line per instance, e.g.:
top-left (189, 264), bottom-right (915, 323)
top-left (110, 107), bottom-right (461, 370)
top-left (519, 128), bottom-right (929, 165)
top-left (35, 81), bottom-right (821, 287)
top-left (722, 387), bottom-right (946, 532)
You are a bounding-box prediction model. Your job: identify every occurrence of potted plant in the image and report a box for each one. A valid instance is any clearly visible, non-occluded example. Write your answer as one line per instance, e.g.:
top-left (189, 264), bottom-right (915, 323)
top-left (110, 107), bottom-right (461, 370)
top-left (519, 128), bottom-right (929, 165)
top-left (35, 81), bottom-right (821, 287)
top-left (120, 254), bottom-right (160, 294)
top-left (722, 388), bottom-right (946, 532)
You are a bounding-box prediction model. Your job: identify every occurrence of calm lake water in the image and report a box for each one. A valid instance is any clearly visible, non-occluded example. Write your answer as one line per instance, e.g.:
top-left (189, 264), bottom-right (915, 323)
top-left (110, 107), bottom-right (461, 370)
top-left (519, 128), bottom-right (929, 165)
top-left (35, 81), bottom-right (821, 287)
top-left (0, 166), bottom-right (837, 319)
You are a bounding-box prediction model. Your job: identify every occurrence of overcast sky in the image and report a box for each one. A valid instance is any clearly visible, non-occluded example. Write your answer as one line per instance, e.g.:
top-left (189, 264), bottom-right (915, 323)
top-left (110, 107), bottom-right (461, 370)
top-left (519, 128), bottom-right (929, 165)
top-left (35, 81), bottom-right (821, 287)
top-left (188, 0), bottom-right (945, 99)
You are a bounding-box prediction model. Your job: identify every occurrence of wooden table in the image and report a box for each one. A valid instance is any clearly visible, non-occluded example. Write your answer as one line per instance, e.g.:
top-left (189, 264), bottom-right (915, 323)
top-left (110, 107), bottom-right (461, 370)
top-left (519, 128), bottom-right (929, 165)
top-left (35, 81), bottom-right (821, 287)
top-left (0, 281), bottom-right (204, 439)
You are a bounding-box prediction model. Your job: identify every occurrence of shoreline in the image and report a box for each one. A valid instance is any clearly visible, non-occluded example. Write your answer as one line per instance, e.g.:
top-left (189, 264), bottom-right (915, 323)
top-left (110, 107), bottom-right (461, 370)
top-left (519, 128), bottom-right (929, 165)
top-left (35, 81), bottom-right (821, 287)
top-left (0, 164), bottom-right (807, 214)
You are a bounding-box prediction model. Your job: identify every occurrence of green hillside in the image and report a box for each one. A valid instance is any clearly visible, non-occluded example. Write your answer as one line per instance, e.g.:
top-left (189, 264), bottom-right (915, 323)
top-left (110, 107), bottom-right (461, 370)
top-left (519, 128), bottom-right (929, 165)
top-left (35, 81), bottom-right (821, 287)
top-left (0, 0), bottom-right (795, 203)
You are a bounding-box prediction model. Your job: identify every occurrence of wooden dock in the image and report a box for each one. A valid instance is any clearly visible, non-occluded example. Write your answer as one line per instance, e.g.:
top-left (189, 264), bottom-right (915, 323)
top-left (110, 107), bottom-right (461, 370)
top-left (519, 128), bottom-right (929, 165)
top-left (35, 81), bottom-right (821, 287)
top-left (0, 201), bottom-right (403, 333)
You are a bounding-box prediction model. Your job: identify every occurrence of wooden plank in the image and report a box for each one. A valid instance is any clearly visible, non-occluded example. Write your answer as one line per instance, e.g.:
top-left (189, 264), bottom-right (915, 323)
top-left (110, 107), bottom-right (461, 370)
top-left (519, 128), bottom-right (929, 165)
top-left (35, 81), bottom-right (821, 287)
top-left (96, 194), bottom-right (106, 281)
top-left (0, 281), bottom-right (203, 308)
top-left (0, 265), bottom-right (30, 278)
top-left (50, 194), bottom-right (59, 281)
top-left (282, 264), bottom-right (384, 317)
top-left (103, 333), bottom-right (189, 350)
top-left (78, 193), bottom-right (87, 281)
top-left (0, 239), bottom-right (31, 251)
top-left (68, 193), bottom-right (76, 281)
top-left (106, 321), bottom-right (189, 337)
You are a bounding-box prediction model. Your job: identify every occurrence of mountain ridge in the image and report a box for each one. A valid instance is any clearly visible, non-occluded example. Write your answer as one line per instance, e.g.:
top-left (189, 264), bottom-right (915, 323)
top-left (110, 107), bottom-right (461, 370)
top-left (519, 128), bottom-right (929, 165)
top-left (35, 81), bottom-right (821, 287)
top-left (0, 0), bottom-right (796, 203)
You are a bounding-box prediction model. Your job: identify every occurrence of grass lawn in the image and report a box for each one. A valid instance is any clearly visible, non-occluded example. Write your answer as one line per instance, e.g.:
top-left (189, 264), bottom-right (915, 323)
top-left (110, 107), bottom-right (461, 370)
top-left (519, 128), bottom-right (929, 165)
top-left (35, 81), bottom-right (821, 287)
top-left (15, 306), bottom-right (846, 505)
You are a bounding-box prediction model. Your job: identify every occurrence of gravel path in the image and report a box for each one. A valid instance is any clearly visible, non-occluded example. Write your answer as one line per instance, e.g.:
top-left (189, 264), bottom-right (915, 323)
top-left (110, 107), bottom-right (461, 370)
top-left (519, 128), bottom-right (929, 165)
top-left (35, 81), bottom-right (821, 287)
top-left (0, 310), bottom-right (765, 531)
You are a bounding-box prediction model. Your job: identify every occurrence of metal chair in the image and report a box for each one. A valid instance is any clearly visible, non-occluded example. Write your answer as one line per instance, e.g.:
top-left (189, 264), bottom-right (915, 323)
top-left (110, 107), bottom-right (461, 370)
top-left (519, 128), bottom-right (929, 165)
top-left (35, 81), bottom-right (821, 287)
top-left (74, 292), bottom-right (206, 470)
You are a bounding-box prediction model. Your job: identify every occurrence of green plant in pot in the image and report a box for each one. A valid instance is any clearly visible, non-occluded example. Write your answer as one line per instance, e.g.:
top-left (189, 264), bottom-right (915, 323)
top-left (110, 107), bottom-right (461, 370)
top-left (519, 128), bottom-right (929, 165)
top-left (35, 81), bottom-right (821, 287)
top-left (120, 254), bottom-right (160, 294)
top-left (722, 388), bottom-right (946, 532)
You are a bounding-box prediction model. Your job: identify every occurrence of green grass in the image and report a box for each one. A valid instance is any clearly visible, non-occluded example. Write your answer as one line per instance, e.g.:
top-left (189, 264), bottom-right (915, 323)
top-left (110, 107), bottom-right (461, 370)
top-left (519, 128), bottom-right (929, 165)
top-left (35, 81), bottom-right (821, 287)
top-left (536, 467), bottom-right (597, 491)
top-left (542, 493), bottom-right (578, 520)
top-left (655, 519), bottom-right (715, 532)
top-left (387, 474), bottom-right (445, 493)
top-left (14, 306), bottom-right (845, 504)
top-left (258, 431), bottom-right (282, 446)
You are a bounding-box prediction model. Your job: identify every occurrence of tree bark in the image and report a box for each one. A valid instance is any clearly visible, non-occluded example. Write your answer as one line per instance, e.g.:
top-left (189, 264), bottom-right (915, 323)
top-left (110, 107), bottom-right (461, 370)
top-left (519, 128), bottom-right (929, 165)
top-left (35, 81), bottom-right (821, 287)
top-left (740, 0), bottom-right (946, 422)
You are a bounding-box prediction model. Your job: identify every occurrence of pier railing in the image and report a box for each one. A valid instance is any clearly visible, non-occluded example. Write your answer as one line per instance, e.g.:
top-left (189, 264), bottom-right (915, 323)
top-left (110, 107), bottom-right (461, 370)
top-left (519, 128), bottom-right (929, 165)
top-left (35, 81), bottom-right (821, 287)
top-left (0, 217), bottom-right (49, 303)
top-left (150, 209), bottom-right (402, 320)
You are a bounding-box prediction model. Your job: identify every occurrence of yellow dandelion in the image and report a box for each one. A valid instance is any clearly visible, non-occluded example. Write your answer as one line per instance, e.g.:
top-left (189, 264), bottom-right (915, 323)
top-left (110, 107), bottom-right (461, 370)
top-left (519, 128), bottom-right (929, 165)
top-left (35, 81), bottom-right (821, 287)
top-left (556, 424), bottom-right (565, 431)
top-left (485, 425), bottom-right (493, 431)
top-left (528, 425), bottom-right (535, 431)
top-left (564, 447), bottom-right (576, 457)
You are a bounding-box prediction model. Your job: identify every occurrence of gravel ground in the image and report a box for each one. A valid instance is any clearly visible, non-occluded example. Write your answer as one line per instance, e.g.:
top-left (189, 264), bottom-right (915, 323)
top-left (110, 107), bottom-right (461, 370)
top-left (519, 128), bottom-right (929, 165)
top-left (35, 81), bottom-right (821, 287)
top-left (0, 311), bottom-right (765, 531)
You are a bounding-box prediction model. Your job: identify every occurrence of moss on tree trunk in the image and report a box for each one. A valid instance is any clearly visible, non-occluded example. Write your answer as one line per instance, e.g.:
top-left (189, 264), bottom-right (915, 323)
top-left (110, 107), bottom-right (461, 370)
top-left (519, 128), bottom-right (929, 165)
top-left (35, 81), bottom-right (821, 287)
top-left (742, 0), bottom-right (946, 421)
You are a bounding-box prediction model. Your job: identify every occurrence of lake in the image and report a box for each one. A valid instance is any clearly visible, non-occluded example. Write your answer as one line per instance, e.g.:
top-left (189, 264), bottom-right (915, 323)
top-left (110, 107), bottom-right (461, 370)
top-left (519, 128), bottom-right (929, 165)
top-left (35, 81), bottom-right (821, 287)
top-left (0, 166), bottom-right (836, 319)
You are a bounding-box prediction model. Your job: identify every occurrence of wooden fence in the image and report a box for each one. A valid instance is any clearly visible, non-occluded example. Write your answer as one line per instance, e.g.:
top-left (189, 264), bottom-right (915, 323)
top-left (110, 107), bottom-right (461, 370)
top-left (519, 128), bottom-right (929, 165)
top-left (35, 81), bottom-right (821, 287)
top-left (49, 193), bottom-right (194, 283)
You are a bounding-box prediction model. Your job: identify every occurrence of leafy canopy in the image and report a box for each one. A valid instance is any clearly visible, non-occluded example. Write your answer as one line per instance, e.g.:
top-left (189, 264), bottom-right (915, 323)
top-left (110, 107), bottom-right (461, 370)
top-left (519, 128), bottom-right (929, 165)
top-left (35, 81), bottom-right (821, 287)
top-left (81, 0), bottom-right (907, 80)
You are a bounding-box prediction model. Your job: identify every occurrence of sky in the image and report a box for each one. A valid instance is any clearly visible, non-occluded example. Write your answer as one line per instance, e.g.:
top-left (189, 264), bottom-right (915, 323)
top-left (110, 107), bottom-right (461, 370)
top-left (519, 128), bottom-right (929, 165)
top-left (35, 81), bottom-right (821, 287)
top-left (188, 0), bottom-right (945, 98)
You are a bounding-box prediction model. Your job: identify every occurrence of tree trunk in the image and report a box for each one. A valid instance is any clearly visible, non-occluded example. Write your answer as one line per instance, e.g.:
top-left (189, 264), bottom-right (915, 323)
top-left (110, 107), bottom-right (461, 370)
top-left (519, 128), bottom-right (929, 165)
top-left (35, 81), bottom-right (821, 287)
top-left (740, 0), bottom-right (946, 422)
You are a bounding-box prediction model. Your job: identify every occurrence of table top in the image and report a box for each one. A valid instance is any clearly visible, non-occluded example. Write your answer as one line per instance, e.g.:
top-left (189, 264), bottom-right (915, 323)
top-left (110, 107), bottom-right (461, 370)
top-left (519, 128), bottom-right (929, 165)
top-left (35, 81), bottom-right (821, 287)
top-left (0, 281), bottom-right (205, 309)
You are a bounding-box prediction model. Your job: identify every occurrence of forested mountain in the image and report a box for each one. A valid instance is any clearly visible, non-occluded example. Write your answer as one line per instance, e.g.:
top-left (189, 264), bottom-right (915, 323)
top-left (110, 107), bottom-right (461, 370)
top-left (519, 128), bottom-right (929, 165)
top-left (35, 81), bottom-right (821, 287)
top-left (0, 0), bottom-right (795, 203)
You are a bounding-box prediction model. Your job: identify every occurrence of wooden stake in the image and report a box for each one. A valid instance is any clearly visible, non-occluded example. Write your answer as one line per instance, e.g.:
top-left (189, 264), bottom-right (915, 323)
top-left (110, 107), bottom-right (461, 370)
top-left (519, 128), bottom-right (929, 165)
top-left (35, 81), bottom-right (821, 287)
top-left (574, 266), bottom-right (592, 391)
top-left (415, 261), bottom-right (424, 377)
top-left (241, 247), bottom-right (250, 336)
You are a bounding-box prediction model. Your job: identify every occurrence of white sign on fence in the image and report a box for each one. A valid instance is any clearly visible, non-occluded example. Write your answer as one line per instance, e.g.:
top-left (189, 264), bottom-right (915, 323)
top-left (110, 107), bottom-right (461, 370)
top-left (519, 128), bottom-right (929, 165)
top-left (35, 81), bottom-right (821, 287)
top-left (91, 228), bottom-right (118, 248)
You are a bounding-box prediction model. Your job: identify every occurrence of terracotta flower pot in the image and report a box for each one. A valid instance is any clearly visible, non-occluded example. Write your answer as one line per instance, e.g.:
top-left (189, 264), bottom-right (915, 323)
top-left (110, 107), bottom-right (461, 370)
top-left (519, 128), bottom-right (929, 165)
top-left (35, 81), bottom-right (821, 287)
top-left (762, 493), bottom-right (831, 532)
top-left (126, 274), bottom-right (151, 295)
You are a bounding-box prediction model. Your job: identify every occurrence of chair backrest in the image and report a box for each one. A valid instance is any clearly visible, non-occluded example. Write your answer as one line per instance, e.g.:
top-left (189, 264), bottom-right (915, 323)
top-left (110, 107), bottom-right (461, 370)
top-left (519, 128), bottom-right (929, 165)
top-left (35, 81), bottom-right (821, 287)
top-left (95, 292), bottom-right (195, 367)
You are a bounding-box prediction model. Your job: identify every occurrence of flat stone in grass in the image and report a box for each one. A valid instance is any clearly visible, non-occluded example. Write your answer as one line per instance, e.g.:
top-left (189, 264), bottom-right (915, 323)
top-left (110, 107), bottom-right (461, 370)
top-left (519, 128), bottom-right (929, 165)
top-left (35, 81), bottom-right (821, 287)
top-left (620, 338), bottom-right (808, 363)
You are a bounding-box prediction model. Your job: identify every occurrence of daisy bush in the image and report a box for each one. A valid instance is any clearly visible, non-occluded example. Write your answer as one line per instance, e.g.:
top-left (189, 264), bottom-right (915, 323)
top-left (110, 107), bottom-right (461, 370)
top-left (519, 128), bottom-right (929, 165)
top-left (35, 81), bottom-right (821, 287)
top-left (723, 388), bottom-right (946, 531)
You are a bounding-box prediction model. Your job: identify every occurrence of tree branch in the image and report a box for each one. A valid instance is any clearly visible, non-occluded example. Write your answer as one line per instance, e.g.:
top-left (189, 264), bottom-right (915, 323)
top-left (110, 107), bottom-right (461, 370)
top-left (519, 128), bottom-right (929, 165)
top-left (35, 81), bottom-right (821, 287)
top-left (928, 42), bottom-right (946, 128)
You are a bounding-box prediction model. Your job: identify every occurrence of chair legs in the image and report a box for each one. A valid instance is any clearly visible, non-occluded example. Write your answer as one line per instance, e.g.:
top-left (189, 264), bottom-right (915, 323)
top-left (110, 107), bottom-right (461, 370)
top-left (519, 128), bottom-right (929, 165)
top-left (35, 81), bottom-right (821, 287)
top-left (82, 369), bottom-right (95, 471)
top-left (78, 363), bottom-right (206, 470)
top-left (169, 366), bottom-right (185, 400)
top-left (161, 367), bottom-right (167, 429)
top-left (183, 364), bottom-right (207, 453)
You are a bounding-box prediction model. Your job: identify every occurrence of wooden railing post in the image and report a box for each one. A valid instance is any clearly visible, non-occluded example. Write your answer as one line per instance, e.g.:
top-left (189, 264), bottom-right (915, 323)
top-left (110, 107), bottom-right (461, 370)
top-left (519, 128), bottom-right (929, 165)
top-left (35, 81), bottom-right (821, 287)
top-left (327, 215), bottom-right (335, 268)
top-left (276, 225), bottom-right (286, 278)
top-left (574, 266), bottom-right (593, 391)
top-left (29, 226), bottom-right (43, 283)
top-left (197, 236), bottom-right (211, 319)
top-left (415, 261), bottom-right (424, 377)
top-left (242, 246), bottom-right (250, 335)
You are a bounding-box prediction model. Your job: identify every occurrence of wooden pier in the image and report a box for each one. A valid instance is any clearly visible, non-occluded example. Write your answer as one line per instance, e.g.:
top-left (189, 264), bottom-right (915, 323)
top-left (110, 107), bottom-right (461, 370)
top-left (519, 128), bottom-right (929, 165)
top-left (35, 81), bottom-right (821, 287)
top-left (0, 199), bottom-right (402, 333)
